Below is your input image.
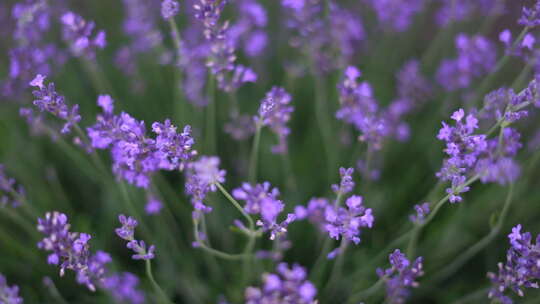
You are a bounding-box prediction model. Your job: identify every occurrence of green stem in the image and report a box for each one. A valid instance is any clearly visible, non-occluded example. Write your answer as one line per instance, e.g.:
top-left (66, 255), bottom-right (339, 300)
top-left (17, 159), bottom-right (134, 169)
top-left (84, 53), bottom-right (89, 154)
top-left (192, 216), bottom-right (247, 260)
top-left (347, 277), bottom-right (385, 304)
top-left (248, 125), bottom-right (262, 183)
top-left (145, 259), bottom-right (173, 304)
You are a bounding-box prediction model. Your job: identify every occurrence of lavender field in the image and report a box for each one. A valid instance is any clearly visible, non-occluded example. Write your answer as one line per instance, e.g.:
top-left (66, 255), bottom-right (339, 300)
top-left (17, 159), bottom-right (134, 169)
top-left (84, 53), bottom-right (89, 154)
top-left (2, 0), bottom-right (540, 303)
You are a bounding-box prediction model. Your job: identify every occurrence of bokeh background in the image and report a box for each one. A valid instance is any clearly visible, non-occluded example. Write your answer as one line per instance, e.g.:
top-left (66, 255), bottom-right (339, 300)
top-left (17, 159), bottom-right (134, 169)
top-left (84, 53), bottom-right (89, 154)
top-left (1, 0), bottom-right (540, 303)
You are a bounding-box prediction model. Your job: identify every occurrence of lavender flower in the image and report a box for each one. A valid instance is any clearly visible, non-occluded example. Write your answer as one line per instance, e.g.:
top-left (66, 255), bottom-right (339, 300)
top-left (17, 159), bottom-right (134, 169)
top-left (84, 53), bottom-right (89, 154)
top-left (331, 167), bottom-right (355, 196)
top-left (436, 109), bottom-right (487, 203)
top-left (245, 263), bottom-right (317, 304)
top-left (30, 74), bottom-right (81, 134)
top-left (102, 272), bottom-right (145, 304)
top-left (61, 11), bottom-right (106, 59)
top-left (0, 274), bottom-right (23, 304)
top-left (482, 88), bottom-right (529, 125)
top-left (365, 0), bottom-right (424, 32)
top-left (233, 182), bottom-right (281, 214)
top-left (161, 0), bottom-right (179, 20)
top-left (257, 198), bottom-right (296, 241)
top-left (115, 215), bottom-right (155, 260)
top-left (475, 128), bottom-right (522, 185)
top-left (0, 164), bottom-right (25, 208)
top-left (436, 34), bottom-right (496, 92)
top-left (377, 249), bottom-right (424, 304)
top-left (255, 87), bottom-right (294, 154)
top-left (145, 196), bottom-right (163, 215)
top-left (396, 60), bottom-right (432, 105)
top-left (325, 195), bottom-right (374, 245)
top-left (409, 203), bottom-right (430, 224)
top-left (519, 1), bottom-right (540, 28)
top-left (185, 156), bottom-right (226, 213)
top-left (229, 0), bottom-right (268, 57)
top-left (488, 225), bottom-right (540, 303)
top-left (120, 0), bottom-right (162, 54)
top-left (37, 212), bottom-right (110, 291)
top-left (435, 0), bottom-right (504, 27)
top-left (294, 198), bottom-right (329, 232)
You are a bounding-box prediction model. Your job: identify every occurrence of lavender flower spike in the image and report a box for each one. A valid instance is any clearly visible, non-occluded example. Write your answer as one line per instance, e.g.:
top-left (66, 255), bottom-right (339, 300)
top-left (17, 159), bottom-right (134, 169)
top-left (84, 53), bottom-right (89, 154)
top-left (115, 215), bottom-right (155, 260)
top-left (331, 167), bottom-right (355, 196)
top-left (0, 274), bottom-right (23, 304)
top-left (0, 164), bottom-right (26, 208)
top-left (161, 0), bottom-right (179, 20)
top-left (61, 12), bottom-right (106, 59)
top-left (377, 249), bottom-right (424, 304)
top-left (255, 87), bottom-right (294, 154)
top-left (185, 156), bottom-right (226, 214)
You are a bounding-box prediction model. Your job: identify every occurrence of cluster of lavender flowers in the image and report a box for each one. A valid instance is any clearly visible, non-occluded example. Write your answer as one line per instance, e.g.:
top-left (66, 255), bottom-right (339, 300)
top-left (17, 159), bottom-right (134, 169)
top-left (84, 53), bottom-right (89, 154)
top-left (245, 263), bottom-right (317, 304)
top-left (255, 87), bottom-right (294, 154)
top-left (185, 155), bottom-right (226, 214)
top-left (115, 214), bottom-right (155, 260)
top-left (0, 274), bottom-right (23, 304)
top-left (488, 225), bottom-right (540, 303)
top-left (60, 11), bottom-right (106, 60)
top-left (233, 181), bottom-right (295, 240)
top-left (0, 164), bottom-right (25, 208)
top-left (36, 211), bottom-right (144, 303)
top-left (377, 249), bottom-right (424, 304)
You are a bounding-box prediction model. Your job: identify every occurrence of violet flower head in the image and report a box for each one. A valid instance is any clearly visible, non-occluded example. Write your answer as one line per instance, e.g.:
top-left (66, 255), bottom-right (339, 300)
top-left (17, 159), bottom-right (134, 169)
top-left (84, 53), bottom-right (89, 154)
top-left (245, 263), bottom-right (317, 304)
top-left (482, 88), bottom-right (529, 125)
top-left (409, 202), bottom-right (430, 224)
top-left (519, 1), bottom-right (540, 28)
top-left (61, 11), bottom-right (106, 59)
top-left (161, 0), bottom-right (179, 20)
top-left (331, 167), bottom-right (355, 196)
top-left (488, 225), bottom-right (540, 303)
top-left (436, 34), bottom-right (496, 92)
top-left (475, 128), bottom-right (522, 185)
top-left (396, 60), bottom-right (432, 105)
top-left (0, 164), bottom-right (26, 208)
top-left (151, 120), bottom-right (197, 171)
top-left (294, 197), bottom-right (329, 231)
top-left (30, 74), bottom-right (81, 134)
top-left (365, 0), bottom-right (424, 32)
top-left (377, 249), bottom-right (424, 304)
top-left (185, 156), bottom-right (226, 214)
top-left (37, 212), bottom-right (110, 291)
top-left (436, 109), bottom-right (487, 203)
top-left (255, 87), bottom-right (294, 154)
top-left (120, 0), bottom-right (162, 54)
top-left (229, 0), bottom-right (268, 57)
top-left (115, 214), bottom-right (155, 260)
top-left (324, 195), bottom-right (374, 245)
top-left (102, 272), bottom-right (145, 304)
top-left (257, 197), bottom-right (296, 241)
top-left (233, 182), bottom-right (281, 214)
top-left (436, 0), bottom-right (503, 27)
top-left (0, 274), bottom-right (23, 304)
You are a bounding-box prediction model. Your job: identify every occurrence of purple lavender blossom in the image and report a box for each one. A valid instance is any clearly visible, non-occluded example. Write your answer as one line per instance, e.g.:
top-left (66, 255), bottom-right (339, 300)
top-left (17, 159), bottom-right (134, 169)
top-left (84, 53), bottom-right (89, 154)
top-left (257, 198), bottom-right (296, 241)
top-left (102, 272), bottom-right (145, 304)
top-left (0, 164), bottom-right (26, 208)
top-left (61, 11), bottom-right (106, 59)
top-left (436, 109), bottom-right (487, 203)
top-left (331, 167), bottom-right (355, 195)
top-left (115, 215), bottom-right (155, 260)
top-left (365, 0), bottom-right (424, 32)
top-left (294, 198), bottom-right (329, 231)
top-left (436, 34), bottom-right (496, 92)
top-left (377, 249), bottom-right (424, 304)
top-left (255, 87), bottom-right (294, 154)
top-left (120, 0), bottom-right (163, 54)
top-left (185, 156), bottom-right (226, 213)
top-left (229, 0), bottom-right (268, 57)
top-left (161, 0), bottom-right (180, 20)
top-left (488, 225), bottom-right (540, 303)
top-left (145, 196), bottom-right (163, 215)
top-left (396, 60), bottom-right (432, 105)
top-left (409, 203), bottom-right (430, 224)
top-left (233, 182), bottom-right (281, 214)
top-left (482, 88), bottom-right (529, 124)
top-left (324, 195), bottom-right (374, 245)
top-left (0, 274), bottom-right (23, 304)
top-left (436, 0), bottom-right (504, 27)
top-left (245, 263), bottom-right (317, 304)
top-left (37, 212), bottom-right (110, 291)
top-left (29, 74), bottom-right (81, 134)
top-left (519, 1), bottom-right (540, 28)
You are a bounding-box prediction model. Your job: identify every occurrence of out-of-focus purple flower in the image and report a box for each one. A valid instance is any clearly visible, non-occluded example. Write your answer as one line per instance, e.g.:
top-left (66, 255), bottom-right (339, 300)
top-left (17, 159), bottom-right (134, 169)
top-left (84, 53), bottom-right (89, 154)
top-left (224, 114), bottom-right (256, 140)
top-left (294, 197), bottom-right (329, 231)
top-left (233, 182), bottom-right (281, 214)
top-left (365, 0), bottom-right (424, 32)
top-left (229, 0), bottom-right (268, 57)
top-left (145, 196), bottom-right (163, 215)
top-left (409, 203), bottom-right (430, 224)
top-left (436, 0), bottom-right (504, 27)
top-left (102, 272), bottom-right (145, 304)
top-left (37, 212), bottom-right (110, 291)
top-left (488, 225), bottom-right (540, 303)
top-left (475, 128), bottom-right (522, 185)
top-left (436, 109), bottom-right (487, 203)
top-left (115, 214), bottom-right (156, 260)
top-left (255, 87), bottom-right (294, 154)
top-left (30, 74), bottom-right (81, 134)
top-left (245, 263), bottom-right (317, 304)
top-left (61, 11), bottom-right (106, 59)
top-left (481, 88), bottom-right (529, 124)
top-left (120, 0), bottom-right (162, 54)
top-left (519, 1), bottom-right (540, 28)
top-left (161, 0), bottom-right (179, 20)
top-left (0, 164), bottom-right (26, 208)
top-left (325, 195), bottom-right (374, 245)
top-left (377, 249), bottom-right (424, 304)
top-left (185, 156), bottom-right (226, 214)
top-left (436, 34), bottom-right (496, 92)
top-left (0, 274), bottom-right (23, 304)
top-left (331, 167), bottom-right (355, 195)
top-left (396, 60), bottom-right (432, 105)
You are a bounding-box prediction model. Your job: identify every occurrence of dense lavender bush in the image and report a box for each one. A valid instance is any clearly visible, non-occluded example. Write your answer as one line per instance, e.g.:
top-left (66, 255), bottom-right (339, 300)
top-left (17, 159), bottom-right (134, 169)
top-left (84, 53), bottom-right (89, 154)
top-left (1, 0), bottom-right (540, 303)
